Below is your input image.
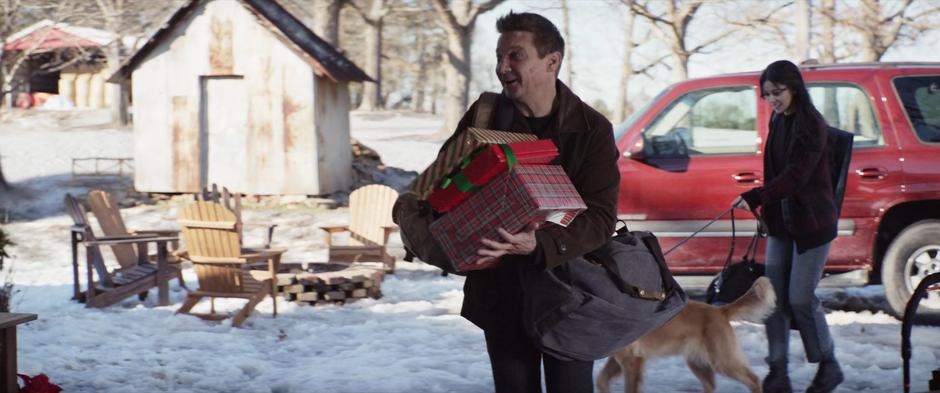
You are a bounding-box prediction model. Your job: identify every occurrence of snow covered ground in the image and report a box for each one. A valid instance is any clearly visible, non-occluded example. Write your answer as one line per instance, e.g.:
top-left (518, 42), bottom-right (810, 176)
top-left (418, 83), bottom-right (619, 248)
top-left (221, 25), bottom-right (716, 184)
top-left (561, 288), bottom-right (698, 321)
top-left (0, 108), bottom-right (938, 393)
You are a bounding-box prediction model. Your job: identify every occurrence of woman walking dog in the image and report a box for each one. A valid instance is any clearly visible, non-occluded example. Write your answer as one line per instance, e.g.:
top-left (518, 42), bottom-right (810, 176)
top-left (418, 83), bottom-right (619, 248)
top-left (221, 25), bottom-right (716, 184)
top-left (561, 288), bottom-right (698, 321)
top-left (733, 60), bottom-right (844, 393)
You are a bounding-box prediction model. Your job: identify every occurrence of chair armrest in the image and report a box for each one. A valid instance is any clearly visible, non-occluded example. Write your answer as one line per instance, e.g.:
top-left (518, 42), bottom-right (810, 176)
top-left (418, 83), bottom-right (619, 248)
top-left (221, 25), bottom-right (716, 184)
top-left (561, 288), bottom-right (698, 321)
top-left (241, 247), bottom-right (287, 254)
top-left (319, 225), bottom-right (349, 234)
top-left (243, 221), bottom-right (278, 229)
top-left (171, 249), bottom-right (189, 261)
top-left (240, 249), bottom-right (285, 262)
top-left (381, 225), bottom-right (399, 249)
top-left (132, 229), bottom-right (180, 236)
top-left (84, 235), bottom-right (179, 247)
top-left (320, 226), bottom-right (349, 248)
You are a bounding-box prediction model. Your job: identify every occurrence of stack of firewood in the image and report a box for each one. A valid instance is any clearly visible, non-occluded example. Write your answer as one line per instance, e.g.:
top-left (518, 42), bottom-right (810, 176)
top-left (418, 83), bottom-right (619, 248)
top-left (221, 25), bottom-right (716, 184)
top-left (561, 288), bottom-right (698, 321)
top-left (275, 263), bottom-right (384, 305)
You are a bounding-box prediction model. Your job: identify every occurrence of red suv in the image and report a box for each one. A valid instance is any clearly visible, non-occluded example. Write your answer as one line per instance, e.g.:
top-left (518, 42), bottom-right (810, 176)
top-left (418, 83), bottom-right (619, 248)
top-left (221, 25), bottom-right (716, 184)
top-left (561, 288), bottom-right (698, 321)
top-left (614, 62), bottom-right (940, 320)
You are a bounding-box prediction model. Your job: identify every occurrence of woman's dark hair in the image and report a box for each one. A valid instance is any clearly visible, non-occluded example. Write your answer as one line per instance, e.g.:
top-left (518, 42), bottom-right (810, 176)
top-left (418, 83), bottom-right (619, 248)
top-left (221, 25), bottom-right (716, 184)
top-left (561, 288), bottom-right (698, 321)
top-left (760, 60), bottom-right (826, 142)
top-left (496, 11), bottom-right (564, 60)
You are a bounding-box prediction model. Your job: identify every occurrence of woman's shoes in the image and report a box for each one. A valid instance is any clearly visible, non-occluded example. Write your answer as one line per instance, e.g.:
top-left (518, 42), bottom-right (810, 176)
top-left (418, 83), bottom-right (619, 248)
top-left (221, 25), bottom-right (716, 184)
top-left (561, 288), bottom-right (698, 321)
top-left (764, 360), bottom-right (843, 393)
top-left (805, 360), bottom-right (844, 393)
top-left (763, 363), bottom-right (793, 393)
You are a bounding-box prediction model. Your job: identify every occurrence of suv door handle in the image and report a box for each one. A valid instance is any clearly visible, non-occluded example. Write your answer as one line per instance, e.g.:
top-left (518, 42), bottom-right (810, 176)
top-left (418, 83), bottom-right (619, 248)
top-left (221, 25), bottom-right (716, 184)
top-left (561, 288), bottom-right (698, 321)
top-left (856, 167), bottom-right (887, 181)
top-left (732, 172), bottom-right (761, 184)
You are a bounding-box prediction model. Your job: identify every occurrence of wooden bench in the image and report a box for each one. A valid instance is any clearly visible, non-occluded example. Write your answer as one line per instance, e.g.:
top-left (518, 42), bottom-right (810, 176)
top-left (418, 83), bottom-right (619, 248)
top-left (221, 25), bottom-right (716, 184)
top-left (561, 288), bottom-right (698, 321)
top-left (0, 313), bottom-right (37, 393)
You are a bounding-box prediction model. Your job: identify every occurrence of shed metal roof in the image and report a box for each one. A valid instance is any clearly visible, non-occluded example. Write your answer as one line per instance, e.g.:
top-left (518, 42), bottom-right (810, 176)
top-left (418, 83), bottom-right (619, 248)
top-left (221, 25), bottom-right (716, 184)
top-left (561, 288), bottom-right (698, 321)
top-left (109, 0), bottom-right (372, 83)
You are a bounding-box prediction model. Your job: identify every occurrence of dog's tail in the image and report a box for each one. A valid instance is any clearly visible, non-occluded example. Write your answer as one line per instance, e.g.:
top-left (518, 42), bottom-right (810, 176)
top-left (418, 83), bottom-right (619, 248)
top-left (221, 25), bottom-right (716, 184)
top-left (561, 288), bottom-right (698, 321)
top-left (595, 356), bottom-right (622, 393)
top-left (720, 276), bottom-right (776, 322)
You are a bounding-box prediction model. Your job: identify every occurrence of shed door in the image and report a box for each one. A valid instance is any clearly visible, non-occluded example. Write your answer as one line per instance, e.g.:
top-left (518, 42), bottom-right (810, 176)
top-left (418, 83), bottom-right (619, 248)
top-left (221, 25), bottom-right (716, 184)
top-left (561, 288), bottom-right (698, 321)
top-left (200, 76), bottom-right (247, 191)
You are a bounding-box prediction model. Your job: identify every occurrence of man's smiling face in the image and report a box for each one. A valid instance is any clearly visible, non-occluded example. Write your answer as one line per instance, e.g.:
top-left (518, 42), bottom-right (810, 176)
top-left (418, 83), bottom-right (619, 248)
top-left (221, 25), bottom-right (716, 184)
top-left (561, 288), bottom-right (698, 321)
top-left (495, 31), bottom-right (559, 107)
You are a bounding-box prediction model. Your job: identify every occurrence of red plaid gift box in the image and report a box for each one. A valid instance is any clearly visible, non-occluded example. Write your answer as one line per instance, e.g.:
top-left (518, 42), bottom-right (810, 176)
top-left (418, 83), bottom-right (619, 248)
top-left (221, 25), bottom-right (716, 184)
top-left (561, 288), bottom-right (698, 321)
top-left (429, 165), bottom-right (587, 272)
top-left (409, 128), bottom-right (537, 198)
top-left (428, 139), bottom-right (559, 213)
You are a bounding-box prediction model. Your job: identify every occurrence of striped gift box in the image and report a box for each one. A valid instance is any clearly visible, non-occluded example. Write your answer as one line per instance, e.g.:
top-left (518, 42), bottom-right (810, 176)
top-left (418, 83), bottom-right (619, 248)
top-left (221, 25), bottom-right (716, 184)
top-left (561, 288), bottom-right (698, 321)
top-left (428, 139), bottom-right (559, 213)
top-left (429, 165), bottom-right (587, 272)
top-left (410, 128), bottom-right (537, 198)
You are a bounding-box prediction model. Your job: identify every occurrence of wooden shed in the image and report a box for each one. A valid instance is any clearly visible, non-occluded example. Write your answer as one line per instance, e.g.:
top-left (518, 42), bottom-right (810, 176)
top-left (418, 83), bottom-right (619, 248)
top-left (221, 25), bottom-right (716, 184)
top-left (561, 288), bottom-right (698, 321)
top-left (110, 0), bottom-right (371, 195)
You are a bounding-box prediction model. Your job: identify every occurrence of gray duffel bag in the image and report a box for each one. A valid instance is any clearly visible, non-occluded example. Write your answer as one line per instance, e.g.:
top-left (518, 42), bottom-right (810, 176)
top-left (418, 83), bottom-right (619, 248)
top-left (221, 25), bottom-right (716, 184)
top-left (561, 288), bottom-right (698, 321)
top-left (521, 225), bottom-right (688, 361)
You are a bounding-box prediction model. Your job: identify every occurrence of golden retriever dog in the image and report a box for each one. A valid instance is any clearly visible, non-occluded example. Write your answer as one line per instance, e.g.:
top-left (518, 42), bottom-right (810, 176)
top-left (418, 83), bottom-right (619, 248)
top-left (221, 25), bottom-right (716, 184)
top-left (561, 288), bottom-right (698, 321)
top-left (596, 276), bottom-right (775, 393)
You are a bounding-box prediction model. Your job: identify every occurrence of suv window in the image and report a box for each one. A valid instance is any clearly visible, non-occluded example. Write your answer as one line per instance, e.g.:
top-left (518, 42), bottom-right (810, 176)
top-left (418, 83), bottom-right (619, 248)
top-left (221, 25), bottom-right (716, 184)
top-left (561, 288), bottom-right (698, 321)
top-left (643, 86), bottom-right (757, 156)
top-left (614, 89), bottom-right (667, 142)
top-left (892, 75), bottom-right (940, 143)
top-left (808, 83), bottom-right (883, 147)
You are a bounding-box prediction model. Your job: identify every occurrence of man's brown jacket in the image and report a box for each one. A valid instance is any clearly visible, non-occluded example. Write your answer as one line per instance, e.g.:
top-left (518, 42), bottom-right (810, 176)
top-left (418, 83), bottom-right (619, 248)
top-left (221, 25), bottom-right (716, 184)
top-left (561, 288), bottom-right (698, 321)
top-left (454, 81), bottom-right (620, 335)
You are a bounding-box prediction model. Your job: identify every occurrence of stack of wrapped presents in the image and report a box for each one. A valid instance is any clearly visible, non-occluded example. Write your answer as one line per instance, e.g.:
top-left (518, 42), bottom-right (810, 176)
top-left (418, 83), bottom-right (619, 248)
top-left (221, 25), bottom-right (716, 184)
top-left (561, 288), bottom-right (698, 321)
top-left (410, 128), bottom-right (587, 273)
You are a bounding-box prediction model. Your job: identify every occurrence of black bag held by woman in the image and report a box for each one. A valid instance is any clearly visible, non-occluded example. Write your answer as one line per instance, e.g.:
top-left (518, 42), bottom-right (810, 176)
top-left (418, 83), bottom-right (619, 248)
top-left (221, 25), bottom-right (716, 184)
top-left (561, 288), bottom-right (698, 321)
top-left (521, 223), bottom-right (688, 362)
top-left (706, 209), bottom-right (765, 305)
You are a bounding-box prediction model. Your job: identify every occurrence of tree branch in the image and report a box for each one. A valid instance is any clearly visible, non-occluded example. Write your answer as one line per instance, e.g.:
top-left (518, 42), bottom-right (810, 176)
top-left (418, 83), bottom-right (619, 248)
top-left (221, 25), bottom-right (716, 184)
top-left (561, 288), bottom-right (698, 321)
top-left (431, 0), bottom-right (461, 33)
top-left (688, 29), bottom-right (735, 54)
top-left (627, 0), bottom-right (669, 26)
top-left (634, 52), bottom-right (669, 76)
top-left (469, 0), bottom-right (503, 21)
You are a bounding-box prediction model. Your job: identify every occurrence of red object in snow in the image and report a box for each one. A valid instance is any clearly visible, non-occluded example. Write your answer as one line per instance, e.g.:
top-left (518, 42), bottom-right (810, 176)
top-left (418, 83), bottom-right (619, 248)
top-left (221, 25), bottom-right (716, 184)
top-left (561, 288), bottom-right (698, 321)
top-left (17, 373), bottom-right (63, 393)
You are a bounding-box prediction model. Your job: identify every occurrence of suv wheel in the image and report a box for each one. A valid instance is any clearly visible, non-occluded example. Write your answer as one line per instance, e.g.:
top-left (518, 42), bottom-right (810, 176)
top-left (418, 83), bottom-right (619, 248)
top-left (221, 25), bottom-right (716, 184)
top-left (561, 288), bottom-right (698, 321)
top-left (882, 219), bottom-right (940, 324)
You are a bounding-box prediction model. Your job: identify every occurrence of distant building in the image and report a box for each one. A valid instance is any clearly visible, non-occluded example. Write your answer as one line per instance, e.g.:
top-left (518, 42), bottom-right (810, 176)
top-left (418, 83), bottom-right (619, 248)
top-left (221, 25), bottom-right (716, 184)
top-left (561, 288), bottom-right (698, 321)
top-left (3, 20), bottom-right (126, 109)
top-left (110, 0), bottom-right (372, 195)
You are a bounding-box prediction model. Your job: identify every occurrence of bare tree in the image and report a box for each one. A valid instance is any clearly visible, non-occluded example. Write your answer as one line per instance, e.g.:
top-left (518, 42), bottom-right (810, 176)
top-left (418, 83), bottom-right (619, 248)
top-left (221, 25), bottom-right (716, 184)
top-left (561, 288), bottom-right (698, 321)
top-left (840, 0), bottom-right (940, 62)
top-left (612, 0), bottom-right (665, 123)
top-left (406, 8), bottom-right (444, 113)
top-left (94, 0), bottom-right (126, 124)
top-left (1, 0), bottom-right (26, 111)
top-left (1, 1), bottom-right (106, 109)
top-left (0, 1), bottom-right (23, 92)
top-left (431, 0), bottom-right (504, 133)
top-left (1, 0), bottom-right (94, 187)
top-left (93, 0), bottom-right (179, 124)
top-left (560, 0), bottom-right (572, 87)
top-left (819, 0), bottom-right (837, 63)
top-left (0, 153), bottom-right (7, 190)
top-left (628, 0), bottom-right (733, 82)
top-left (351, 0), bottom-right (389, 111)
top-left (311, 0), bottom-right (345, 46)
top-left (0, 0), bottom-right (20, 101)
top-left (615, 0), bottom-right (637, 122)
top-left (411, 24), bottom-right (429, 112)
top-left (794, 0), bottom-right (811, 62)
top-left (723, 2), bottom-right (811, 63)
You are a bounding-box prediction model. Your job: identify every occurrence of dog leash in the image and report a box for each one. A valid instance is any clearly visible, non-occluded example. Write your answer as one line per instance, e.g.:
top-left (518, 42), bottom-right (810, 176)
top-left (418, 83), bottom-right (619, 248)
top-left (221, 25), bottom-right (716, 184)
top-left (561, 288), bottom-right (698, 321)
top-left (663, 207), bottom-right (733, 256)
top-left (663, 206), bottom-right (766, 257)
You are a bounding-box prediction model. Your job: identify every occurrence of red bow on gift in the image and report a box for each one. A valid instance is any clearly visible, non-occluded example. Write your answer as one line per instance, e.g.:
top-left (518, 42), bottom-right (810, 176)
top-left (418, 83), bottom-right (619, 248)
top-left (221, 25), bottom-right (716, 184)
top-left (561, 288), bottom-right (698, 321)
top-left (17, 373), bottom-right (63, 393)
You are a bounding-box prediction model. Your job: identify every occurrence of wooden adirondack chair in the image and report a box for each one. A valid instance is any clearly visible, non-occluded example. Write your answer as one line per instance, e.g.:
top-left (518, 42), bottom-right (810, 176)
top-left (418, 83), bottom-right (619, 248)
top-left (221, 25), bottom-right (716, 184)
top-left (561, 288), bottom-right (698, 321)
top-left (85, 190), bottom-right (185, 287)
top-left (195, 184), bottom-right (277, 248)
top-left (320, 184), bottom-right (399, 272)
top-left (64, 194), bottom-right (180, 308)
top-left (176, 200), bottom-right (284, 327)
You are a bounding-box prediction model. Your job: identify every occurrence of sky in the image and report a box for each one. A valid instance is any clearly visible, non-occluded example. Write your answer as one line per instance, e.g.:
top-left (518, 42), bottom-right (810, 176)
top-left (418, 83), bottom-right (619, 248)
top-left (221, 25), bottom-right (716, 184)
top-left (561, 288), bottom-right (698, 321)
top-left (1, 108), bottom-right (939, 392)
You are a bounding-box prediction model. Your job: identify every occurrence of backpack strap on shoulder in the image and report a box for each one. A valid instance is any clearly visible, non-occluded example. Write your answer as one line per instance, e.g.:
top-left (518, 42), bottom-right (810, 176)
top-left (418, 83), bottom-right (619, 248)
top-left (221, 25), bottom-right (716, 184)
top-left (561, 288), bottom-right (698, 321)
top-left (473, 92), bottom-right (500, 128)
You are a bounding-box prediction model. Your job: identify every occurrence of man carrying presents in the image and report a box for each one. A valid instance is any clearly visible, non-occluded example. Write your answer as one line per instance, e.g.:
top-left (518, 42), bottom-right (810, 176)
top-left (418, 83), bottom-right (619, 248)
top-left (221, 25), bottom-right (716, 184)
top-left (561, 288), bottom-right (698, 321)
top-left (451, 11), bottom-right (621, 393)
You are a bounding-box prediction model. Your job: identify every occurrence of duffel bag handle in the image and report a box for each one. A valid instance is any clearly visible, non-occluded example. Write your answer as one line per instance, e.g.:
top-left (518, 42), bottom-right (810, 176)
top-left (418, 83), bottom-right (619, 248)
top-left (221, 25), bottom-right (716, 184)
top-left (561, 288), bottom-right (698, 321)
top-left (594, 258), bottom-right (665, 301)
top-left (589, 227), bottom-right (672, 301)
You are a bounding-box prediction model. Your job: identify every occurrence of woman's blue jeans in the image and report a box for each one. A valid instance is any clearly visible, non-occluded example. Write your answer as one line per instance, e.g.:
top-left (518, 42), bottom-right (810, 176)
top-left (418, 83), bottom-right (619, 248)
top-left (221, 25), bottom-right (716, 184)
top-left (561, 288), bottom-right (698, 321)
top-left (764, 235), bottom-right (836, 365)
